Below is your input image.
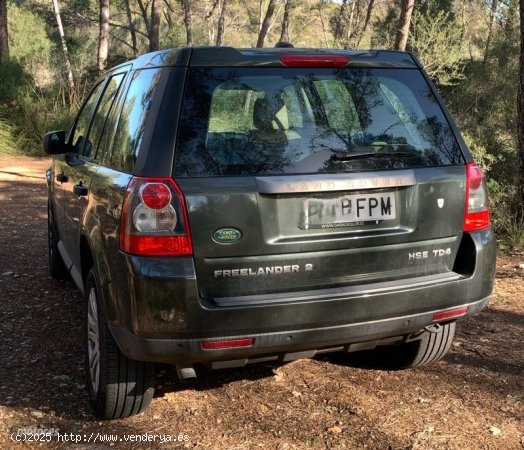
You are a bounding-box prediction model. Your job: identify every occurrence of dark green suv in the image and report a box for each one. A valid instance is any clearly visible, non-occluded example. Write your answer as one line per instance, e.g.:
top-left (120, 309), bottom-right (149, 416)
top-left (45, 47), bottom-right (496, 419)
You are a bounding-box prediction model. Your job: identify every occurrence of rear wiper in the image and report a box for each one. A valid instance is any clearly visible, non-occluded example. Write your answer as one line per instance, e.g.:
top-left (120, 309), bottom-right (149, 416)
top-left (331, 150), bottom-right (419, 162)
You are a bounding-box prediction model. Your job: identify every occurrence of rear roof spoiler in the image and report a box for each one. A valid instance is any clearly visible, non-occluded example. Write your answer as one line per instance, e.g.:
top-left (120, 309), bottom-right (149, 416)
top-left (115, 47), bottom-right (421, 71)
top-left (189, 47), bottom-right (420, 68)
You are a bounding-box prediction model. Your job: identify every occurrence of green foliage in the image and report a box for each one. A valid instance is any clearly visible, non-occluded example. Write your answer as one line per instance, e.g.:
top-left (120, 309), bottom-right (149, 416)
top-left (7, 4), bottom-right (53, 88)
top-left (0, 59), bottom-right (76, 156)
top-left (410, 9), bottom-right (464, 85)
top-left (162, 23), bottom-right (186, 49)
top-left (444, 28), bottom-right (519, 187)
top-left (0, 117), bottom-right (23, 156)
top-left (487, 180), bottom-right (524, 251)
top-left (0, 60), bottom-right (41, 156)
top-left (0, 60), bottom-right (28, 102)
top-left (0, 94), bottom-right (76, 156)
top-left (417, 0), bottom-right (455, 19)
top-left (462, 133), bottom-right (496, 173)
top-left (371, 4), bottom-right (398, 49)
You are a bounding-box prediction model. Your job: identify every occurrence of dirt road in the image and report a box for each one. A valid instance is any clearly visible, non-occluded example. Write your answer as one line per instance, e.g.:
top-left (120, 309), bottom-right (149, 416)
top-left (0, 155), bottom-right (522, 449)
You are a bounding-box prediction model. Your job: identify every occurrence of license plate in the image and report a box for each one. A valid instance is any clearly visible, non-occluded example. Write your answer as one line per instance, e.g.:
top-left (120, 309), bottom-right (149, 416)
top-left (302, 193), bottom-right (396, 229)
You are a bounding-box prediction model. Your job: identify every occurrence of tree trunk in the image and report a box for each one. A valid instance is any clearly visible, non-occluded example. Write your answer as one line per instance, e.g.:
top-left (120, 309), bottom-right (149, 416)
top-left (345, 0), bottom-right (357, 47)
top-left (51, 0), bottom-right (75, 91)
top-left (256, 0), bottom-right (277, 48)
top-left (517, 0), bottom-right (524, 214)
top-left (356, 0), bottom-right (375, 48)
top-left (279, 0), bottom-right (292, 43)
top-left (97, 0), bottom-right (110, 72)
top-left (394, 0), bottom-right (415, 51)
top-left (317, 0), bottom-right (330, 48)
top-left (258, 0), bottom-right (264, 32)
top-left (136, 0), bottom-right (150, 35)
top-left (216, 0), bottom-right (228, 46)
top-left (180, 0), bottom-right (193, 46)
top-left (483, 0), bottom-right (498, 64)
top-left (333, 0), bottom-right (348, 47)
top-left (123, 0), bottom-right (138, 56)
top-left (0, 0), bottom-right (8, 63)
top-left (149, 0), bottom-right (161, 51)
top-left (505, 0), bottom-right (518, 39)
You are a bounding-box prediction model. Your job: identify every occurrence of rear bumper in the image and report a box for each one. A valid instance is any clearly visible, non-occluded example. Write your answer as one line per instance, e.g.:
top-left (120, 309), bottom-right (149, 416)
top-left (110, 296), bottom-right (489, 365)
top-left (106, 228), bottom-right (495, 365)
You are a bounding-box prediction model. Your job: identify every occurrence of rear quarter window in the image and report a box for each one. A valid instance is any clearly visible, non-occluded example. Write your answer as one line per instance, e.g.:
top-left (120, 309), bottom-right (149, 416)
top-left (110, 68), bottom-right (162, 173)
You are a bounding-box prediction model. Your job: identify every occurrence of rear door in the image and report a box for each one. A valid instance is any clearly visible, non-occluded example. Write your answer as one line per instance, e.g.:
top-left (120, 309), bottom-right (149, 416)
top-left (63, 73), bottom-right (126, 275)
top-left (174, 66), bottom-right (466, 301)
top-left (58, 80), bottom-right (106, 272)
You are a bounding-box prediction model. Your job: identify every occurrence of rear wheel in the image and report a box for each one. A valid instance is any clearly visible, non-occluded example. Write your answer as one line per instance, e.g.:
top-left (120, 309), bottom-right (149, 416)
top-left (85, 267), bottom-right (155, 419)
top-left (382, 322), bottom-right (456, 369)
top-left (47, 203), bottom-right (69, 280)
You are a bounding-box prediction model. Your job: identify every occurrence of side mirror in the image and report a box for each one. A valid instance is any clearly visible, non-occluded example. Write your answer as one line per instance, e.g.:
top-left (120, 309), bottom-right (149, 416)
top-left (43, 130), bottom-right (67, 155)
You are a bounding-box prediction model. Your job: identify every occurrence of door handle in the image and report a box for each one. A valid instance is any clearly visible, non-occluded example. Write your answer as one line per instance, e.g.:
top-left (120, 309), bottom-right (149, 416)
top-left (56, 173), bottom-right (68, 183)
top-left (73, 183), bottom-right (88, 197)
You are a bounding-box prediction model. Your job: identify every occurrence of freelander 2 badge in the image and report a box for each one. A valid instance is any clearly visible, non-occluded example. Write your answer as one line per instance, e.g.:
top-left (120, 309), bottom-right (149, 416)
top-left (213, 227), bottom-right (242, 244)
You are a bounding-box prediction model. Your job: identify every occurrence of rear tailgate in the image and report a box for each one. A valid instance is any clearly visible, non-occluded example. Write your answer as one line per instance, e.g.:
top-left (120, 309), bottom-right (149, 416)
top-left (173, 57), bottom-right (467, 302)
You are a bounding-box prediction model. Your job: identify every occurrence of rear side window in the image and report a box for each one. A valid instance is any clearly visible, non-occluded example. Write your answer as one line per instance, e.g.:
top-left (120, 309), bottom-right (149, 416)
top-left (110, 68), bottom-right (162, 173)
top-left (88, 73), bottom-right (126, 160)
top-left (175, 68), bottom-right (464, 176)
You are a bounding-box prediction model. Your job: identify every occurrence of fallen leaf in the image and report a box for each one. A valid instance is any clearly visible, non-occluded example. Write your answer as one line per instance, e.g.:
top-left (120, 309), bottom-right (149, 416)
top-left (259, 404), bottom-right (269, 413)
top-left (489, 426), bottom-right (502, 436)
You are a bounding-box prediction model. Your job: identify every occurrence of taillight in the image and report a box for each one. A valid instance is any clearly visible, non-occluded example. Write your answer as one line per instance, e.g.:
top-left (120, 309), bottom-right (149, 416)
top-left (464, 163), bottom-right (490, 232)
top-left (279, 54), bottom-right (350, 68)
top-left (120, 177), bottom-right (192, 256)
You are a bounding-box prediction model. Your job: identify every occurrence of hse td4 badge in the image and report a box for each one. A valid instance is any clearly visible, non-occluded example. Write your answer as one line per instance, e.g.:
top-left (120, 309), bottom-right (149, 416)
top-left (408, 248), bottom-right (452, 260)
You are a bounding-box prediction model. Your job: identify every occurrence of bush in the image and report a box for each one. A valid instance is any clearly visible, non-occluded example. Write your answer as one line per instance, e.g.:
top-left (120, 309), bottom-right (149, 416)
top-left (488, 180), bottom-right (524, 251)
top-left (0, 60), bottom-right (28, 103)
top-left (0, 97), bottom-right (75, 156)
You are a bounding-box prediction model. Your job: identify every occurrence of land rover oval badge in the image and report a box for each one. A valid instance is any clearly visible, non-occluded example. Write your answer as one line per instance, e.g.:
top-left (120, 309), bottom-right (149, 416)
top-left (213, 227), bottom-right (242, 244)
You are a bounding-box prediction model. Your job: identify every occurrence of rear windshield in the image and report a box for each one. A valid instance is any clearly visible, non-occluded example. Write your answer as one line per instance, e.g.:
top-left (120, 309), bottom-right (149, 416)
top-left (174, 67), bottom-right (464, 176)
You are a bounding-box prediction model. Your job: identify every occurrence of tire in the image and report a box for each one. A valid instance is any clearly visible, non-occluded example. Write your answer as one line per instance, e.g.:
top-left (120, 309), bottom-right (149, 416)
top-left (47, 203), bottom-right (69, 280)
top-left (382, 322), bottom-right (456, 369)
top-left (85, 267), bottom-right (155, 419)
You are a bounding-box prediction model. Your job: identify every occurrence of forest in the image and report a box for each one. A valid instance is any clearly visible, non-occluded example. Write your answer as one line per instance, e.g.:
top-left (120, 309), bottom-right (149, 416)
top-left (0, 0), bottom-right (522, 249)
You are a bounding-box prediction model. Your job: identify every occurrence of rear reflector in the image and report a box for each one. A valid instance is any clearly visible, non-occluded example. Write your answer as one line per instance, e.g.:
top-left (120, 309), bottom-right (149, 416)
top-left (433, 306), bottom-right (468, 322)
top-left (201, 338), bottom-right (254, 350)
top-left (279, 54), bottom-right (350, 68)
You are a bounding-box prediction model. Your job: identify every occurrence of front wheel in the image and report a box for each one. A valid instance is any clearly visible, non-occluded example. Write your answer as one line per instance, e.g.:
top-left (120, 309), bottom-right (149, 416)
top-left (85, 267), bottom-right (155, 419)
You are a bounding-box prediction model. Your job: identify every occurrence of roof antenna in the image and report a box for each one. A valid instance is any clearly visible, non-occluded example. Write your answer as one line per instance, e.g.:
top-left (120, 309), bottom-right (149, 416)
top-left (275, 41), bottom-right (294, 48)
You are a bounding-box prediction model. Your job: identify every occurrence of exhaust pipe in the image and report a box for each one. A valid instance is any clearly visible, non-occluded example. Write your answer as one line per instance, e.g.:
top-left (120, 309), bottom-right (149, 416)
top-left (176, 365), bottom-right (197, 382)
